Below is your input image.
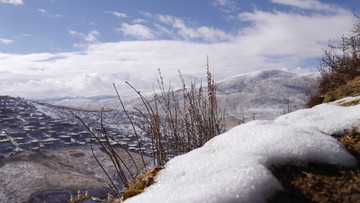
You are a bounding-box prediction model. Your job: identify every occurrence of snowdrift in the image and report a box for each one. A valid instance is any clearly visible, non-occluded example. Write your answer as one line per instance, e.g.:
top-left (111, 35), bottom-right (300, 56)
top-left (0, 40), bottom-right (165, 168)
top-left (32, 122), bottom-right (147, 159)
top-left (125, 97), bottom-right (360, 203)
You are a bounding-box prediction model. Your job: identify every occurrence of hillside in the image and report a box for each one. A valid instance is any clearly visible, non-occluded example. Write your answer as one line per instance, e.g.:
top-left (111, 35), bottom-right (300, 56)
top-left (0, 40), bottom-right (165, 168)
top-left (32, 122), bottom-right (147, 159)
top-left (0, 96), bottom-right (151, 159)
top-left (323, 76), bottom-right (360, 103)
top-left (0, 147), bottom-right (150, 203)
top-left (0, 96), bottom-right (151, 202)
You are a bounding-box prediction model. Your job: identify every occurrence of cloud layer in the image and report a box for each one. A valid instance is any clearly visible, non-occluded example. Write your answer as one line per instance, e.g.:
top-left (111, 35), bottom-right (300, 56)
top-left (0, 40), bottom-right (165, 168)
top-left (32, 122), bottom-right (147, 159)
top-left (272, 0), bottom-right (342, 12)
top-left (0, 0), bottom-right (356, 99)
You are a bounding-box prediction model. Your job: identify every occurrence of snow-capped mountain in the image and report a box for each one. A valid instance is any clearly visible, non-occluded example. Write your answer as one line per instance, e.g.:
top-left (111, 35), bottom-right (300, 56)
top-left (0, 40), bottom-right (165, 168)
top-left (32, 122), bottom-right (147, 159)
top-left (216, 69), bottom-right (318, 124)
top-left (42, 69), bottom-right (318, 125)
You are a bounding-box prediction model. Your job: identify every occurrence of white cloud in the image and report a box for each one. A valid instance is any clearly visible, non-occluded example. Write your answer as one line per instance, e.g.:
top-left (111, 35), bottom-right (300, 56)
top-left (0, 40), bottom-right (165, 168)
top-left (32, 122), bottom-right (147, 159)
top-left (132, 18), bottom-right (146, 24)
top-left (69, 30), bottom-right (100, 45)
top-left (271, 0), bottom-right (346, 12)
top-left (37, 8), bottom-right (47, 13)
top-left (153, 23), bottom-right (173, 36)
top-left (236, 9), bottom-right (353, 58)
top-left (195, 26), bottom-right (233, 42)
top-left (0, 38), bottom-right (14, 44)
top-left (85, 30), bottom-right (100, 43)
top-left (106, 11), bottom-right (127, 18)
top-left (68, 30), bottom-right (81, 36)
top-left (138, 11), bottom-right (153, 18)
top-left (133, 12), bottom-right (233, 42)
top-left (0, 0), bottom-right (23, 5)
top-left (118, 23), bottom-right (156, 40)
top-left (157, 15), bottom-right (233, 42)
top-left (210, 0), bottom-right (238, 13)
top-left (37, 8), bottom-right (62, 18)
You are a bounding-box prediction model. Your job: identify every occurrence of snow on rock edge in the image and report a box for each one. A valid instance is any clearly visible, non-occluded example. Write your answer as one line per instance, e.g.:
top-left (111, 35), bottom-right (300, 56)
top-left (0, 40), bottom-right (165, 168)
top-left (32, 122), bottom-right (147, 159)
top-left (125, 97), bottom-right (360, 203)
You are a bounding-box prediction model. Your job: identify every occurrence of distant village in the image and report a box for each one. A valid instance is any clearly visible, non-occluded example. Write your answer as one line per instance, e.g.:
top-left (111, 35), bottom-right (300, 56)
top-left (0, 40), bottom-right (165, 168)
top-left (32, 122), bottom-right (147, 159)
top-left (0, 95), bottom-right (151, 159)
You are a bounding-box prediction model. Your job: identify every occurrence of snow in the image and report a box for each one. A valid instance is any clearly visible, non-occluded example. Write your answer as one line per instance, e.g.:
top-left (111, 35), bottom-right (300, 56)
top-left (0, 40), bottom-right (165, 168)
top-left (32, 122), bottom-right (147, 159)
top-left (125, 96), bottom-right (360, 203)
top-left (275, 102), bottom-right (360, 135)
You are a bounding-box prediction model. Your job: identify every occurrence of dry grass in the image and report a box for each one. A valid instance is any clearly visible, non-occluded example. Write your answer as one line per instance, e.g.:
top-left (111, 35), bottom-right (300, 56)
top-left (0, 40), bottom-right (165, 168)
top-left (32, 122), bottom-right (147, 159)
top-left (339, 99), bottom-right (360, 107)
top-left (323, 76), bottom-right (360, 103)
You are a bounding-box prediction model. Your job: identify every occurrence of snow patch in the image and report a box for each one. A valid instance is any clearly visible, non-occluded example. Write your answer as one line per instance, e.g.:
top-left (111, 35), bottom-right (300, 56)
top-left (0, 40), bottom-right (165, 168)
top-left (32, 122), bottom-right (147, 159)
top-left (125, 97), bottom-right (359, 203)
top-left (276, 96), bottom-right (360, 135)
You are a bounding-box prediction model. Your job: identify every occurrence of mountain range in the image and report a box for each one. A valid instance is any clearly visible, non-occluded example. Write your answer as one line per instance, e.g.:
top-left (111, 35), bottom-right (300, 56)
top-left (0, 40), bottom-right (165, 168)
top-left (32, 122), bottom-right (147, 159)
top-left (44, 69), bottom-right (318, 126)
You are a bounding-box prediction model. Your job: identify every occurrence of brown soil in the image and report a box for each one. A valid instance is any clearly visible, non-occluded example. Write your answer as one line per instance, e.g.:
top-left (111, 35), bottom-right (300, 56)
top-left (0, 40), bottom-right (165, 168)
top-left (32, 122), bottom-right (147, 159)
top-left (269, 128), bottom-right (360, 203)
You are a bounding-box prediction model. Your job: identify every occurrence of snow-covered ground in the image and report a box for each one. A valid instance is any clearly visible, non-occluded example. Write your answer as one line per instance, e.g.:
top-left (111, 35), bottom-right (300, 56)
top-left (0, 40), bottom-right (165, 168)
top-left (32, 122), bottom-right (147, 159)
top-left (125, 96), bottom-right (360, 203)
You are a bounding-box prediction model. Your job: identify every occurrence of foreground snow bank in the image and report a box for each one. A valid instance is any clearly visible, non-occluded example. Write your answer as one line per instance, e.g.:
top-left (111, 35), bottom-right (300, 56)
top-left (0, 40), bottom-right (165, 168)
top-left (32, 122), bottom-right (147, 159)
top-left (125, 97), bottom-right (360, 203)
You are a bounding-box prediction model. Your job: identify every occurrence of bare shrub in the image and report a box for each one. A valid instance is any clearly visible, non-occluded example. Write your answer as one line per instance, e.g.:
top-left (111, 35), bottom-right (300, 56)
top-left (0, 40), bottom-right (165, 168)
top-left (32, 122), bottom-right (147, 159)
top-left (76, 60), bottom-right (225, 200)
top-left (75, 111), bottom-right (145, 198)
top-left (307, 14), bottom-right (360, 106)
top-left (124, 60), bottom-right (226, 166)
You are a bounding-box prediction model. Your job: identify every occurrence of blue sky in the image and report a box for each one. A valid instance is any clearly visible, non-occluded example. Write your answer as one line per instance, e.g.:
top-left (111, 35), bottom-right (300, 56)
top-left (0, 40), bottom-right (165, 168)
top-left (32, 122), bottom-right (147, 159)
top-left (0, 0), bottom-right (359, 99)
top-left (0, 0), bottom-right (239, 53)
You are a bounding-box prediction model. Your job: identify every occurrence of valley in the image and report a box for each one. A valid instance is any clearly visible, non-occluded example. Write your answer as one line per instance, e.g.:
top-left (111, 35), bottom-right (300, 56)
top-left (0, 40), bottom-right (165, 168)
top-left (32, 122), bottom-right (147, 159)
top-left (0, 69), bottom-right (319, 202)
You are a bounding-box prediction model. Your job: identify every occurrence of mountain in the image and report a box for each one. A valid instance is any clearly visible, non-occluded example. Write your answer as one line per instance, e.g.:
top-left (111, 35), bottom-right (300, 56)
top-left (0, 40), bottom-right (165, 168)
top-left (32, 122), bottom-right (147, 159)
top-left (39, 95), bottom-right (119, 110)
top-left (41, 69), bottom-right (319, 127)
top-left (216, 69), bottom-right (318, 125)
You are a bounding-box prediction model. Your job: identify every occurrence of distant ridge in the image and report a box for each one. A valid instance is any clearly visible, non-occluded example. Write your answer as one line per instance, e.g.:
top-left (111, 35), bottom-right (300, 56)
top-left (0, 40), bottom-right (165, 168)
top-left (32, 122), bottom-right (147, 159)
top-left (216, 69), bottom-right (318, 125)
top-left (41, 69), bottom-right (318, 125)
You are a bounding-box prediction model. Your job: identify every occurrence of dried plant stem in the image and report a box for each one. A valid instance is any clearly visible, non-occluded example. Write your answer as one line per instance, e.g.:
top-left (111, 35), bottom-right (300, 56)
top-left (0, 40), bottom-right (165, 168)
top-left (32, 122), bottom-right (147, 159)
top-left (113, 83), bottom-right (147, 168)
top-left (75, 114), bottom-right (127, 194)
top-left (123, 62), bottom-right (225, 165)
top-left (76, 61), bottom-right (225, 199)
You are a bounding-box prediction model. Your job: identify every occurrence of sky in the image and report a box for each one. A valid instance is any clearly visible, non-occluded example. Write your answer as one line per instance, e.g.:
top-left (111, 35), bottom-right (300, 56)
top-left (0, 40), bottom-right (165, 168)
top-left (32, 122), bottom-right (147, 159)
top-left (0, 0), bottom-right (359, 99)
